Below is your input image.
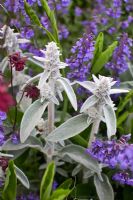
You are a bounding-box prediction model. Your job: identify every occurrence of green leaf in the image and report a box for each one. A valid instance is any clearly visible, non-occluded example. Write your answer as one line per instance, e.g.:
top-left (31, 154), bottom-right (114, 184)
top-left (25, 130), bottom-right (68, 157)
top-left (92, 32), bottom-right (104, 65)
top-left (94, 174), bottom-right (114, 200)
top-left (91, 41), bottom-right (118, 74)
top-left (2, 160), bottom-right (17, 200)
top-left (24, 0), bottom-right (55, 41)
top-left (20, 100), bottom-right (49, 143)
top-left (60, 144), bottom-right (101, 176)
top-left (40, 0), bottom-right (59, 42)
top-left (40, 162), bottom-right (55, 200)
top-left (58, 178), bottom-right (72, 190)
top-left (46, 114), bottom-right (89, 142)
top-left (117, 90), bottom-right (133, 113)
top-left (49, 189), bottom-right (71, 200)
top-left (24, 0), bottom-right (41, 26)
top-left (117, 111), bottom-right (129, 127)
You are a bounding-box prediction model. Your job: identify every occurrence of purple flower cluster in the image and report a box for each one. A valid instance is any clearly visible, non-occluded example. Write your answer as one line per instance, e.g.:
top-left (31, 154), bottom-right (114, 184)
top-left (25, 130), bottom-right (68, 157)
top-left (59, 25), bottom-right (69, 40)
top-left (113, 171), bottom-right (133, 186)
top-left (66, 33), bottom-right (95, 82)
top-left (0, 111), bottom-right (6, 146)
top-left (21, 27), bottom-right (34, 39)
top-left (106, 33), bottom-right (133, 75)
top-left (20, 43), bottom-right (44, 56)
top-left (106, 0), bottom-right (122, 19)
top-left (48, 0), bottom-right (71, 14)
top-left (17, 193), bottom-right (39, 200)
top-left (86, 134), bottom-right (133, 186)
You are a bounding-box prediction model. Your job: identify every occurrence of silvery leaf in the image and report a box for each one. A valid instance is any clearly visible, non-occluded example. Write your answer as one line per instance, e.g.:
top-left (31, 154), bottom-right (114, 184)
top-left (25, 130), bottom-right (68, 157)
top-left (0, 57), bottom-right (8, 72)
top-left (103, 104), bottom-right (116, 138)
top-left (38, 71), bottom-right (50, 88)
top-left (28, 57), bottom-right (44, 68)
top-left (16, 91), bottom-right (32, 112)
top-left (72, 164), bottom-right (82, 176)
top-left (15, 165), bottom-right (30, 189)
top-left (22, 73), bottom-right (42, 90)
top-left (57, 89), bottom-right (63, 101)
top-left (56, 168), bottom-right (68, 177)
top-left (60, 144), bottom-right (101, 175)
top-left (46, 114), bottom-right (89, 142)
top-left (2, 136), bottom-right (44, 153)
top-left (57, 77), bottom-right (77, 111)
top-left (83, 169), bottom-right (94, 179)
top-left (33, 56), bottom-right (45, 62)
top-left (76, 81), bottom-right (96, 93)
top-left (94, 174), bottom-right (114, 200)
top-left (20, 100), bottom-right (49, 143)
top-left (128, 62), bottom-right (133, 78)
top-left (80, 95), bottom-right (98, 113)
top-left (18, 38), bottom-right (30, 43)
top-left (0, 153), bottom-right (13, 158)
top-left (110, 88), bottom-right (129, 94)
top-left (120, 81), bottom-right (133, 90)
top-left (50, 95), bottom-right (59, 105)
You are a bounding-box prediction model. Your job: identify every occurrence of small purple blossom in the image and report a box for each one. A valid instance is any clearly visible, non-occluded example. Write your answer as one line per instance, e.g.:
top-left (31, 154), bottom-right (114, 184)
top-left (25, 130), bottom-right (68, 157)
top-left (59, 25), bottom-right (69, 40)
top-left (106, 33), bottom-right (133, 75)
top-left (86, 134), bottom-right (133, 185)
top-left (11, 133), bottom-right (20, 144)
top-left (21, 27), bottom-right (34, 39)
top-left (113, 172), bottom-right (133, 186)
top-left (67, 33), bottom-right (95, 82)
top-left (52, 181), bottom-right (58, 190)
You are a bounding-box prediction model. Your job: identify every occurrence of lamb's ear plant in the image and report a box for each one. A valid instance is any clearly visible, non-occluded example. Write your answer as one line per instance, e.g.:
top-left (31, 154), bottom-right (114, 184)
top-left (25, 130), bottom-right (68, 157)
top-left (46, 74), bottom-right (128, 146)
top-left (20, 41), bottom-right (77, 143)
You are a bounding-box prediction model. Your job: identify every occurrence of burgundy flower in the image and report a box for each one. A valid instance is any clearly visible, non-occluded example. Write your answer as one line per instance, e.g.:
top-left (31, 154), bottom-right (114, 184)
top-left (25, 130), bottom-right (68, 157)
top-left (0, 76), bottom-right (14, 112)
top-left (0, 157), bottom-right (9, 171)
top-left (25, 85), bottom-right (40, 100)
top-left (9, 52), bottom-right (27, 71)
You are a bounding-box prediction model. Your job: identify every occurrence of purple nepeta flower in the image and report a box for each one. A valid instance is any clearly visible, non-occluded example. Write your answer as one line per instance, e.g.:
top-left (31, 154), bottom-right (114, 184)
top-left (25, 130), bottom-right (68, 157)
top-left (21, 27), bottom-right (34, 39)
top-left (86, 134), bottom-right (133, 185)
top-left (0, 111), bottom-right (7, 125)
top-left (75, 7), bottom-right (83, 16)
top-left (48, 0), bottom-right (71, 14)
top-left (106, 33), bottom-right (133, 75)
top-left (52, 181), bottom-right (58, 190)
top-left (66, 33), bottom-right (95, 82)
top-left (113, 172), bottom-right (133, 186)
top-left (59, 25), bottom-right (69, 40)
top-left (0, 131), bottom-right (5, 146)
top-left (11, 133), bottom-right (20, 144)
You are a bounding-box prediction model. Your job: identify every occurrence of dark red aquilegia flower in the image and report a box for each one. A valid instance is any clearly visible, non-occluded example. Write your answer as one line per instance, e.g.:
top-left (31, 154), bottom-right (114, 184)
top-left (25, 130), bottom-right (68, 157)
top-left (9, 52), bottom-right (27, 71)
top-left (0, 157), bottom-right (9, 171)
top-left (25, 85), bottom-right (40, 100)
top-left (0, 75), bottom-right (14, 112)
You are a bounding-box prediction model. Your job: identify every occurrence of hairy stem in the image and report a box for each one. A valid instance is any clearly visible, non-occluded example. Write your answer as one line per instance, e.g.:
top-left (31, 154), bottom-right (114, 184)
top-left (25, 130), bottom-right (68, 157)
top-left (88, 105), bottom-right (102, 147)
top-left (48, 102), bottom-right (55, 133)
top-left (48, 79), bottom-right (55, 133)
top-left (88, 119), bottom-right (101, 147)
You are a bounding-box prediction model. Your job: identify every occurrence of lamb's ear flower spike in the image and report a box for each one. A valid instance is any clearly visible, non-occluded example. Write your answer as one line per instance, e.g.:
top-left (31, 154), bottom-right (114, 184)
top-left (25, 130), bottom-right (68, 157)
top-left (20, 41), bottom-right (77, 144)
top-left (30, 41), bottom-right (77, 111)
top-left (77, 74), bottom-right (129, 146)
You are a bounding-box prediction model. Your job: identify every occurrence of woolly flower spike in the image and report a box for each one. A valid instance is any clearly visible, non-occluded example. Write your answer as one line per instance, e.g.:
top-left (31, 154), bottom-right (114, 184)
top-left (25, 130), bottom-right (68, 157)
top-left (34, 42), bottom-right (67, 73)
top-left (77, 75), bottom-right (128, 138)
top-left (0, 25), bottom-right (29, 54)
top-left (79, 75), bottom-right (128, 112)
